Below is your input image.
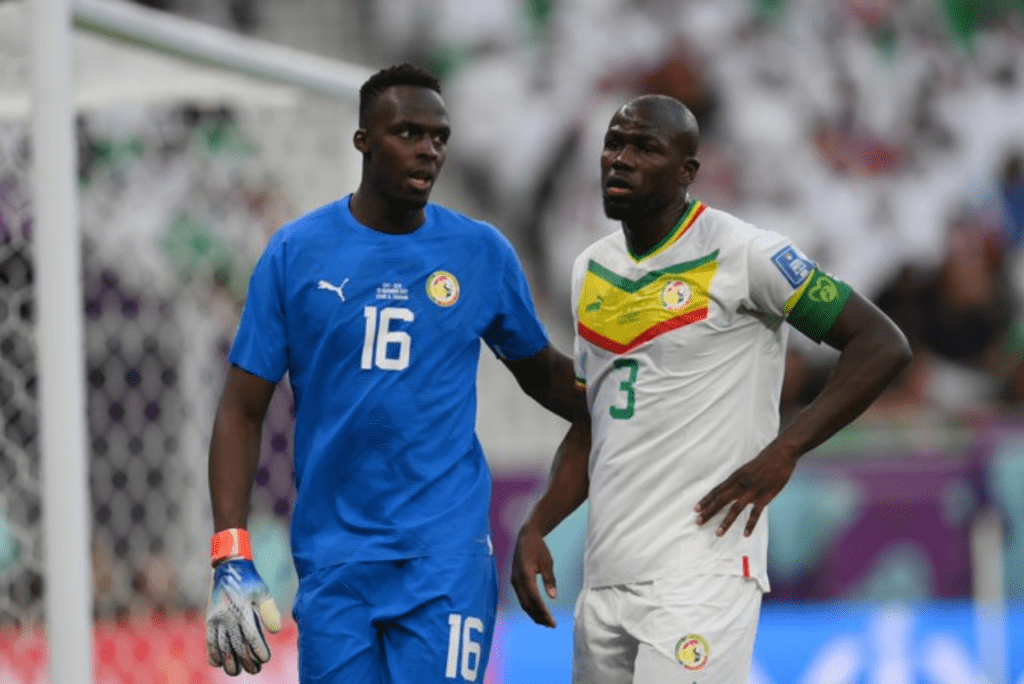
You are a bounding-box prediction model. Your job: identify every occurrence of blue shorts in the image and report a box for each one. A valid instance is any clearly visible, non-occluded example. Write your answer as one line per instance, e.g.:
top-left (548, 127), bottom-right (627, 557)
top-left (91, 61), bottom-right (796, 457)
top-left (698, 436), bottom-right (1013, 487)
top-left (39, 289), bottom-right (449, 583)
top-left (293, 555), bottom-right (497, 684)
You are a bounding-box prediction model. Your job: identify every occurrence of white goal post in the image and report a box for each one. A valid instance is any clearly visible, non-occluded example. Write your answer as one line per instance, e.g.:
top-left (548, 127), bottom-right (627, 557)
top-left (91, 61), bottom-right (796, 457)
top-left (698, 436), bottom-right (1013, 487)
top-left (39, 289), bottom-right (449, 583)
top-left (31, 3), bottom-right (89, 683)
top-left (27, 2), bottom-right (371, 682)
top-left (71, 0), bottom-right (372, 97)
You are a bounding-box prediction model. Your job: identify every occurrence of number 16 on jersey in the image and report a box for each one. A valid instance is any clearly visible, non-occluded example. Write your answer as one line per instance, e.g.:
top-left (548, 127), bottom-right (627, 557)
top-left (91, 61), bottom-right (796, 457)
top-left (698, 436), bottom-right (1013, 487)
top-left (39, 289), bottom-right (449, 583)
top-left (362, 305), bottom-right (414, 371)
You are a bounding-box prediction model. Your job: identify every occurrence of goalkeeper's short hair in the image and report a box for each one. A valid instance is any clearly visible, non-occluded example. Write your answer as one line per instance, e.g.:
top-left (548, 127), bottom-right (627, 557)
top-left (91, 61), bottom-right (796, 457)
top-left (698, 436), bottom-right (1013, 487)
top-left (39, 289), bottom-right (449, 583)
top-left (359, 64), bottom-right (442, 127)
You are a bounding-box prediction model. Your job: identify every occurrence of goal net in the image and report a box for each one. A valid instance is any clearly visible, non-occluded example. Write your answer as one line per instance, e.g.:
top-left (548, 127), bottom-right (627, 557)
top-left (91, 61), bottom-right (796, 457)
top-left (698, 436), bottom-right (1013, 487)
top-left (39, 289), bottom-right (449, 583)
top-left (0, 2), bottom-right (366, 681)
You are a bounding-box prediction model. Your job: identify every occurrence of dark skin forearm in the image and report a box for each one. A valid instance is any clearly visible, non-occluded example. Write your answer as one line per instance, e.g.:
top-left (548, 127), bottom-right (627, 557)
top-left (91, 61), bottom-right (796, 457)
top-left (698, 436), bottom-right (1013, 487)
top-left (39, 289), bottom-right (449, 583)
top-left (511, 416), bottom-right (591, 627)
top-left (771, 292), bottom-right (912, 458)
top-left (503, 344), bottom-right (588, 423)
top-left (521, 416), bottom-right (592, 536)
top-left (501, 343), bottom-right (591, 627)
top-left (209, 366), bottom-right (277, 531)
top-left (696, 291), bottom-right (912, 536)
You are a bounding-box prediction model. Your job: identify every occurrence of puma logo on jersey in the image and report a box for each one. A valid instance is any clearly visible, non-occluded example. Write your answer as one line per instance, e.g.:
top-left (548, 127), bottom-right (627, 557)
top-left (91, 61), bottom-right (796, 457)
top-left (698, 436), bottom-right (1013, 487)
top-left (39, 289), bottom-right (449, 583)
top-left (586, 295), bottom-right (605, 312)
top-left (317, 278), bottom-right (349, 302)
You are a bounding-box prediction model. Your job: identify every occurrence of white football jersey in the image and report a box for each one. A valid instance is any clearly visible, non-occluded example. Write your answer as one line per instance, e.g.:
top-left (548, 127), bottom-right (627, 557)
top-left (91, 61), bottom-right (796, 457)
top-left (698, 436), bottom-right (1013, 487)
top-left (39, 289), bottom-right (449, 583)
top-left (572, 200), bottom-right (850, 590)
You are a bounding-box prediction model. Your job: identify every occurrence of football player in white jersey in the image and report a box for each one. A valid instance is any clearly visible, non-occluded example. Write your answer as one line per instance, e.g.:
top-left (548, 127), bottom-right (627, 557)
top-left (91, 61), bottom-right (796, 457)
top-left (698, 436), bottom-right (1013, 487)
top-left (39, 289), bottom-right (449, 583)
top-left (510, 95), bottom-right (911, 682)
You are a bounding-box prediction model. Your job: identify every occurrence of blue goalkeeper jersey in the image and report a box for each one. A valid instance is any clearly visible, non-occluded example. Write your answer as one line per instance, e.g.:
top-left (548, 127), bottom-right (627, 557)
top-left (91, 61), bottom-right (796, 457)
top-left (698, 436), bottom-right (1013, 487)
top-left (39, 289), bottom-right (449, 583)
top-left (229, 195), bottom-right (548, 576)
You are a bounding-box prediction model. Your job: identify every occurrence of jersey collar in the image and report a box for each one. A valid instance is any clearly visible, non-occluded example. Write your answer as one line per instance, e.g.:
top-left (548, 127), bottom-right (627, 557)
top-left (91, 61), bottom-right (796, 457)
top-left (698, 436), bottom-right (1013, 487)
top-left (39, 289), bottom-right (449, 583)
top-left (627, 200), bottom-right (706, 262)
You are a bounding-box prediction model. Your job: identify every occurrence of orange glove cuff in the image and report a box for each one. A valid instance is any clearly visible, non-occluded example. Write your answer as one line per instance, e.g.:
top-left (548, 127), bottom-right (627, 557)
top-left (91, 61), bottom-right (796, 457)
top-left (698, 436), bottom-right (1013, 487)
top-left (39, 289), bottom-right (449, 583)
top-left (210, 528), bottom-right (252, 566)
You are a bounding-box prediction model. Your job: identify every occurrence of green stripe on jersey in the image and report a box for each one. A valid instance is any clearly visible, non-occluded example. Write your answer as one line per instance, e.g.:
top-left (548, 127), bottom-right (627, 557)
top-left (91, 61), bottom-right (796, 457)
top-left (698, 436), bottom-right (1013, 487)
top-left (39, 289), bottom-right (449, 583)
top-left (586, 250), bottom-right (719, 293)
top-left (787, 270), bottom-right (852, 342)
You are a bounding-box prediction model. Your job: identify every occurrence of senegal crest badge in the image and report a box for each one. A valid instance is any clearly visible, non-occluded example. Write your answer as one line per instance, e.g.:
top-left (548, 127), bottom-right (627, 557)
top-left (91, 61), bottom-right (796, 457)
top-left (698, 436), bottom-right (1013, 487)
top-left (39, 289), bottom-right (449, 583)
top-left (426, 270), bottom-right (460, 307)
top-left (675, 634), bottom-right (710, 671)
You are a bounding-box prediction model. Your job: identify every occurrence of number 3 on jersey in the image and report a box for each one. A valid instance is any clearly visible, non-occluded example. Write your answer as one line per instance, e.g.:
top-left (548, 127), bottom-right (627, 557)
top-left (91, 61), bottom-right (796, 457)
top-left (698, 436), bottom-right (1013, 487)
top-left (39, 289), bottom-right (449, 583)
top-left (610, 358), bottom-right (638, 420)
top-left (361, 306), bottom-right (414, 370)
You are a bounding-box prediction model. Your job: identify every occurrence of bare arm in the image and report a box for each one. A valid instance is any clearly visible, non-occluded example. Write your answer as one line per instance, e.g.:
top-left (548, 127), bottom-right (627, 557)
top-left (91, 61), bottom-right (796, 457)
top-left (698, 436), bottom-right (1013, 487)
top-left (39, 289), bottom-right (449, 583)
top-left (772, 291), bottom-right (912, 455)
top-left (510, 416), bottom-right (591, 627)
top-left (208, 365), bottom-right (277, 532)
top-left (696, 290), bottom-right (912, 536)
top-left (502, 343), bottom-right (588, 423)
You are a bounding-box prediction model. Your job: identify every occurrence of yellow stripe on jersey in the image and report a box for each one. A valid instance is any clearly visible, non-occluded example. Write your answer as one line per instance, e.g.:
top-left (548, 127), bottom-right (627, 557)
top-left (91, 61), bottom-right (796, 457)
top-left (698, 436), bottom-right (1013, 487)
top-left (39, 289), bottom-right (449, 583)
top-left (578, 251), bottom-right (719, 354)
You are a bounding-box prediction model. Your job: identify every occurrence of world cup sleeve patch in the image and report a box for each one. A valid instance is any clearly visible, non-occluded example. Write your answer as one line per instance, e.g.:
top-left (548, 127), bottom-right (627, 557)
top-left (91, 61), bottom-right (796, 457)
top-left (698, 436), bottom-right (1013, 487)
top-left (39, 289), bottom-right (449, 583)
top-left (771, 246), bottom-right (814, 288)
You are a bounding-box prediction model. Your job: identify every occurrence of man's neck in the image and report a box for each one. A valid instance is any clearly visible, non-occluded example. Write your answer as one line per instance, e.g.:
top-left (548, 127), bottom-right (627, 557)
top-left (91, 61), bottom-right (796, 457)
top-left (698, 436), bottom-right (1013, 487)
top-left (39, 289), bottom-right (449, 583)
top-left (621, 195), bottom-right (692, 258)
top-left (349, 187), bottom-right (426, 235)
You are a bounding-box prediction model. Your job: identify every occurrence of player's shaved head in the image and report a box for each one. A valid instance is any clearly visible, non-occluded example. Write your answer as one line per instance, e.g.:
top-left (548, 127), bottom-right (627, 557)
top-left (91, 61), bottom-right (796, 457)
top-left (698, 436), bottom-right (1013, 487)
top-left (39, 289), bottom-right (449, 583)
top-left (616, 95), bottom-right (699, 158)
top-left (601, 94), bottom-right (701, 236)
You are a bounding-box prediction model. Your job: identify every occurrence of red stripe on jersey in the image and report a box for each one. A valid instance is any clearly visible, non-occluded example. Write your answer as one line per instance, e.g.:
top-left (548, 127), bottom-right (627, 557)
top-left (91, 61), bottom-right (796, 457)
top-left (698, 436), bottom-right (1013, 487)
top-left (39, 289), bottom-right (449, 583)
top-left (742, 556), bottom-right (750, 578)
top-left (577, 307), bottom-right (708, 354)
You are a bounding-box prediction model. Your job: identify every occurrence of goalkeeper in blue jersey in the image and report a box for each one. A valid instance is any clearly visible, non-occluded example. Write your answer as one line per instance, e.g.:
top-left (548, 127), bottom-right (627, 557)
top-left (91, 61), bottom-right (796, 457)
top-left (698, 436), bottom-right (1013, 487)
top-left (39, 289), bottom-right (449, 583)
top-left (204, 63), bottom-right (586, 682)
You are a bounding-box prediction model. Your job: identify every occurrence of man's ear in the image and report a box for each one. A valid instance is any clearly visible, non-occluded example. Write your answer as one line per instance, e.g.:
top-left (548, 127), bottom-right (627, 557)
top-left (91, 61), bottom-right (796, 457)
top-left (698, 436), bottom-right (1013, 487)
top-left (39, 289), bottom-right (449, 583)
top-left (679, 157), bottom-right (700, 185)
top-left (354, 128), bottom-right (369, 155)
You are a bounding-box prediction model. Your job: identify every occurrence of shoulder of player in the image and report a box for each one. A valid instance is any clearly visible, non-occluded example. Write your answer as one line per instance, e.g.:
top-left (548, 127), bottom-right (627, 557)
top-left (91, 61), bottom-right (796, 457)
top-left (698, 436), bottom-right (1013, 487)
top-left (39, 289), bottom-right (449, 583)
top-left (697, 205), bottom-right (790, 254)
top-left (429, 203), bottom-right (495, 232)
top-left (427, 203), bottom-right (519, 256)
top-left (575, 229), bottom-right (625, 265)
top-left (696, 205), bottom-right (754, 239)
top-left (264, 198), bottom-right (345, 249)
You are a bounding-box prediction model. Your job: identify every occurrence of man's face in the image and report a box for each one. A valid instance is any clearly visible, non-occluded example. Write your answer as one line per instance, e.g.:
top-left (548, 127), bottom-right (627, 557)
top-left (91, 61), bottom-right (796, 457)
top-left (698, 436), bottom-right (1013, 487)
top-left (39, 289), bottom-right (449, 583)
top-left (600, 108), bottom-right (686, 220)
top-left (358, 85), bottom-right (450, 208)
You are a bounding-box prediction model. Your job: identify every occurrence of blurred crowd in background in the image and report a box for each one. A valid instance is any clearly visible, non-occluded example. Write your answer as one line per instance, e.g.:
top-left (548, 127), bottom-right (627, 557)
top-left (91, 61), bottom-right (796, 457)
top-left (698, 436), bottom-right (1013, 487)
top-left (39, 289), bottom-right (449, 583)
top-left (390, 0), bottom-right (1024, 423)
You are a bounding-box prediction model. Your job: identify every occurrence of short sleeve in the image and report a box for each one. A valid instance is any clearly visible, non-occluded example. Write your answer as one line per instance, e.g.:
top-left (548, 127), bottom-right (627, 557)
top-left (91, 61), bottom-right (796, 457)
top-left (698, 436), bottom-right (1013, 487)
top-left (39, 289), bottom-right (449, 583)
top-left (746, 233), bottom-right (852, 343)
top-left (228, 235), bottom-right (289, 382)
top-left (481, 238), bottom-right (549, 361)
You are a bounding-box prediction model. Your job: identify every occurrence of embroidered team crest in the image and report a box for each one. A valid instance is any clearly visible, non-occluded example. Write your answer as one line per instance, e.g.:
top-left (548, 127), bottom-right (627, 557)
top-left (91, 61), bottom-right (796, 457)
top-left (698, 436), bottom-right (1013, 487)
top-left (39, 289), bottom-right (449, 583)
top-left (675, 634), bottom-right (710, 671)
top-left (771, 246), bottom-right (814, 288)
top-left (660, 280), bottom-right (692, 311)
top-left (426, 271), bottom-right (459, 307)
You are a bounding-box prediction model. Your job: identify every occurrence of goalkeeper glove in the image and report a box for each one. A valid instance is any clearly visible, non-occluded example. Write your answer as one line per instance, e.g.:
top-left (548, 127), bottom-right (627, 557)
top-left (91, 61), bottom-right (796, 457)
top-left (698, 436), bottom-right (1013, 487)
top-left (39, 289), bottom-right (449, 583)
top-left (205, 528), bottom-right (282, 676)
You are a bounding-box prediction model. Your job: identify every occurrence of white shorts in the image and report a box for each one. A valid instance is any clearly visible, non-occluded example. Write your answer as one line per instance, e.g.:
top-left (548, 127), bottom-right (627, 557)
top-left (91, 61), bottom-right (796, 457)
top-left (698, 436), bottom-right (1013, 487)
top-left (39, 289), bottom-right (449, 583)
top-left (572, 573), bottom-right (762, 684)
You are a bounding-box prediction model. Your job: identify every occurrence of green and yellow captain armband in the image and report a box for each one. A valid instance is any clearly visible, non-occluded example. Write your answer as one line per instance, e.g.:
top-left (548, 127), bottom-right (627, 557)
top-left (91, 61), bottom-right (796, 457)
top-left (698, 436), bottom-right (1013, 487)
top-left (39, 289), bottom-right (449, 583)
top-left (784, 269), bottom-right (852, 342)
